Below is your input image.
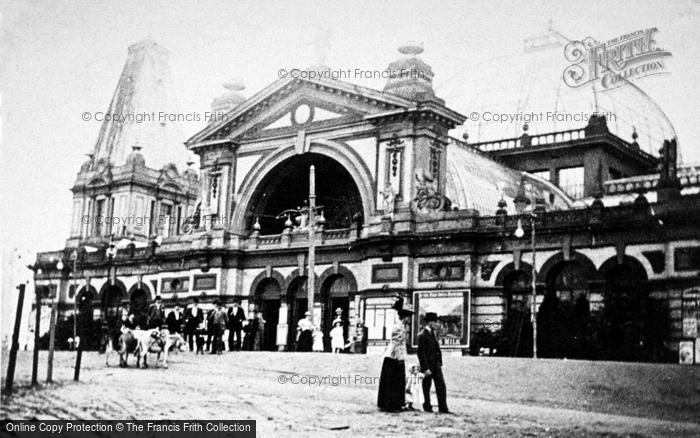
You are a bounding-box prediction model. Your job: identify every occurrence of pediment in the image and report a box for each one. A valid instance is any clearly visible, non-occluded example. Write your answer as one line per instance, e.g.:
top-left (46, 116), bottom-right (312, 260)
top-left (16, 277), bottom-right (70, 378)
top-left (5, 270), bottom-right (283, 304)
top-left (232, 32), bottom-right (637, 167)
top-left (187, 78), bottom-right (413, 145)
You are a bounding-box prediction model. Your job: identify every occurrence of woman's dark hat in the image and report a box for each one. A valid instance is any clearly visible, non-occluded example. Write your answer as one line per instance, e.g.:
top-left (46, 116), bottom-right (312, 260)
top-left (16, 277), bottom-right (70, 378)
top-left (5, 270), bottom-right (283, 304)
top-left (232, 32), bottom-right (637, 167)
top-left (424, 312), bottom-right (439, 322)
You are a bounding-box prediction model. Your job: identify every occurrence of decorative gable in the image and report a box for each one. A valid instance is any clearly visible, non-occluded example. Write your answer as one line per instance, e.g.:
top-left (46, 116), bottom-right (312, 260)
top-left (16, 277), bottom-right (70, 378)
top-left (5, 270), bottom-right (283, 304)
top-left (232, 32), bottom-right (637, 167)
top-left (186, 78), bottom-right (413, 146)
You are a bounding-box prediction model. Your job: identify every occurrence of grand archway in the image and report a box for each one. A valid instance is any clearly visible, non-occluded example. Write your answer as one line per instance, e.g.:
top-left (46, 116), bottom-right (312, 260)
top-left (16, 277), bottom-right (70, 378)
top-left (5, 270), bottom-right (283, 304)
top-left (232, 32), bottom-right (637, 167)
top-left (245, 152), bottom-right (364, 234)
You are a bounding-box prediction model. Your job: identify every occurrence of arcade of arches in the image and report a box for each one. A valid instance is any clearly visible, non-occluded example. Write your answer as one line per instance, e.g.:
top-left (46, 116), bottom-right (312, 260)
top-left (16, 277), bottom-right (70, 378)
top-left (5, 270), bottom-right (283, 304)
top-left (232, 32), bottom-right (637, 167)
top-left (252, 272), bottom-right (354, 352)
top-left (494, 256), bottom-right (669, 361)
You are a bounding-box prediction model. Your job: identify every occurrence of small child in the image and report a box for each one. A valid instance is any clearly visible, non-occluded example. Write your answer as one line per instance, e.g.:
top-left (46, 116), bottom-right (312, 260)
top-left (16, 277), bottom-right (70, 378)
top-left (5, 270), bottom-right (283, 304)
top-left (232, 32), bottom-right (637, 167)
top-left (195, 324), bottom-right (206, 355)
top-left (405, 364), bottom-right (423, 410)
top-left (312, 325), bottom-right (324, 352)
top-left (330, 321), bottom-right (345, 354)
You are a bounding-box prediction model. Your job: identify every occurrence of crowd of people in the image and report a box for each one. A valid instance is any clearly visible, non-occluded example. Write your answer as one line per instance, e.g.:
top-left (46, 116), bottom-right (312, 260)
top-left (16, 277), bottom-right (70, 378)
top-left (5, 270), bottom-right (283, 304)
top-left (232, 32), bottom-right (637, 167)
top-left (106, 297), bottom-right (364, 354)
top-left (105, 296), bottom-right (267, 354)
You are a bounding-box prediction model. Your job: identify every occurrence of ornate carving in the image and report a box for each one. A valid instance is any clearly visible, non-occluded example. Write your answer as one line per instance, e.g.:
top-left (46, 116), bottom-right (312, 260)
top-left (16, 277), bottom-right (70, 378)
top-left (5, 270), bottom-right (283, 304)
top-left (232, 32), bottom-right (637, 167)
top-left (181, 203), bottom-right (201, 234)
top-left (410, 169), bottom-right (451, 214)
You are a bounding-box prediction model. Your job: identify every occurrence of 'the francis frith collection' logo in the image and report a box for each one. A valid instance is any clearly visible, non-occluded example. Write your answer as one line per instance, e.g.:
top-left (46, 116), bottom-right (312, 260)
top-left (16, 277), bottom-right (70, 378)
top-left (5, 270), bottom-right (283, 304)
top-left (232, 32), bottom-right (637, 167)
top-left (563, 28), bottom-right (672, 90)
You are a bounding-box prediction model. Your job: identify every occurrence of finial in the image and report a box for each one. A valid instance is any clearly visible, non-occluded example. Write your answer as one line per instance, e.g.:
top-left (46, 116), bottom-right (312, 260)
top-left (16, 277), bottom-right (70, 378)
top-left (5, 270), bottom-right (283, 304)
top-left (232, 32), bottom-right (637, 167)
top-left (284, 214), bottom-right (293, 228)
top-left (523, 123), bottom-right (529, 133)
top-left (632, 126), bottom-right (638, 140)
top-left (318, 210), bottom-right (326, 224)
top-left (253, 217), bottom-right (261, 231)
top-left (398, 41), bottom-right (424, 56)
top-left (462, 131), bottom-right (469, 142)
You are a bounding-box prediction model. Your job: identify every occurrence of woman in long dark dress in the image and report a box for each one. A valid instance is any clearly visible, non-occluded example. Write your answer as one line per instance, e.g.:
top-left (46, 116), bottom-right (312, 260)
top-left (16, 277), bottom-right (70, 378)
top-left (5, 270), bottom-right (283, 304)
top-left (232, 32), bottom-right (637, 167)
top-left (377, 297), bottom-right (414, 412)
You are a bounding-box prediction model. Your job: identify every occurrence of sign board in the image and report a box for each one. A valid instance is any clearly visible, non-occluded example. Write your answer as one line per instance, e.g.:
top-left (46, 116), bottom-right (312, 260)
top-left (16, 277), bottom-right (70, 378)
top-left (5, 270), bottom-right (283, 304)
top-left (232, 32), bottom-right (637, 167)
top-left (412, 290), bottom-right (470, 349)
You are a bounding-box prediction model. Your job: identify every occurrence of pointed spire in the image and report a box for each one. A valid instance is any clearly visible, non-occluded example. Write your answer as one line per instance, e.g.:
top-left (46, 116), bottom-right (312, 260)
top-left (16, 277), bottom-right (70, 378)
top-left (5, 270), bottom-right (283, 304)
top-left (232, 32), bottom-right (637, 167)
top-left (91, 39), bottom-right (190, 170)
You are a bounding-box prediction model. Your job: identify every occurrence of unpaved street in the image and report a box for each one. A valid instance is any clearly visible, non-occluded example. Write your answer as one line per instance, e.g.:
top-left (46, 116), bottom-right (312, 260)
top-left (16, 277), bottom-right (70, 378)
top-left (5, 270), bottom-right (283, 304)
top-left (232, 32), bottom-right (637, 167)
top-left (3, 350), bottom-right (700, 437)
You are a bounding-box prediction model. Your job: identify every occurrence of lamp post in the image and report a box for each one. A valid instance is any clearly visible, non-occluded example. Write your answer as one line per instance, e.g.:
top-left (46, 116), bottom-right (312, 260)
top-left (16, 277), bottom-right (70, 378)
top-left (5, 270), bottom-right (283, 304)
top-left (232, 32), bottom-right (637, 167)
top-left (513, 180), bottom-right (538, 359)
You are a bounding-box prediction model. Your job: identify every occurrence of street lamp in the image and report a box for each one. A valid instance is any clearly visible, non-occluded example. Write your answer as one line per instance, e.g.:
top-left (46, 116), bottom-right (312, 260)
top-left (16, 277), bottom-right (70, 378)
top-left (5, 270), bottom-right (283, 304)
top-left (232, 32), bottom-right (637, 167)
top-left (513, 178), bottom-right (538, 359)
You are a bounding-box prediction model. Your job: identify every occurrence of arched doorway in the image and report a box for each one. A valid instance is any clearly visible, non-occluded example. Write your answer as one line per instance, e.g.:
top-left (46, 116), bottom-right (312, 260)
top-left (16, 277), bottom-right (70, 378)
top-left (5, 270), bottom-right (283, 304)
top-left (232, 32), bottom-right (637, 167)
top-left (255, 278), bottom-right (282, 351)
top-left (129, 285), bottom-right (151, 329)
top-left (100, 281), bottom-right (127, 326)
top-left (321, 275), bottom-right (352, 352)
top-left (502, 269), bottom-right (534, 357)
top-left (600, 257), bottom-right (666, 361)
top-left (539, 260), bottom-right (596, 358)
top-left (76, 286), bottom-right (98, 349)
top-left (287, 277), bottom-right (310, 348)
top-left (244, 153), bottom-right (364, 234)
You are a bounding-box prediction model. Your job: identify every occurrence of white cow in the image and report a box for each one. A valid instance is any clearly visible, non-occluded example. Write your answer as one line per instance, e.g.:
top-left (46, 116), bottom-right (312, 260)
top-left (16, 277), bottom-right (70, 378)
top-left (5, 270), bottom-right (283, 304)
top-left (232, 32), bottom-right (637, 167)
top-left (133, 329), bottom-right (186, 368)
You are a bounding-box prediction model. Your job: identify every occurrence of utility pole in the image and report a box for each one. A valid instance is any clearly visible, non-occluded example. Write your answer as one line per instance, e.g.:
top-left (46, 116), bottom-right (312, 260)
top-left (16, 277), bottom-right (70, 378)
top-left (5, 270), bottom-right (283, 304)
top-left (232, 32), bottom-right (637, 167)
top-left (47, 259), bottom-right (63, 383)
top-left (307, 165), bottom-right (316, 319)
top-left (3, 284), bottom-right (26, 395)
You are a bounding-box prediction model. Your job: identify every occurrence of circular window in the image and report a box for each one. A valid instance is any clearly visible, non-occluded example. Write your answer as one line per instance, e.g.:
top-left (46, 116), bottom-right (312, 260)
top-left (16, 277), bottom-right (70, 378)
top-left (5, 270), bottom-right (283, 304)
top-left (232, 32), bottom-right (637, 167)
top-left (292, 104), bottom-right (313, 125)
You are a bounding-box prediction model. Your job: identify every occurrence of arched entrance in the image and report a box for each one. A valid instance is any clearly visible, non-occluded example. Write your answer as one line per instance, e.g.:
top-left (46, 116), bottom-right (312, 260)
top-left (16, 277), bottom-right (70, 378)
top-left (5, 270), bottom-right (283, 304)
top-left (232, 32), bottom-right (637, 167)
top-left (254, 278), bottom-right (282, 351)
top-left (244, 153), bottom-right (364, 234)
top-left (502, 269), bottom-right (534, 357)
top-left (321, 275), bottom-right (353, 352)
top-left (287, 277), bottom-right (311, 347)
top-left (599, 256), bottom-right (666, 361)
top-left (128, 284), bottom-right (152, 329)
top-left (76, 285), bottom-right (98, 349)
top-left (100, 281), bottom-right (128, 326)
top-left (539, 258), bottom-right (596, 358)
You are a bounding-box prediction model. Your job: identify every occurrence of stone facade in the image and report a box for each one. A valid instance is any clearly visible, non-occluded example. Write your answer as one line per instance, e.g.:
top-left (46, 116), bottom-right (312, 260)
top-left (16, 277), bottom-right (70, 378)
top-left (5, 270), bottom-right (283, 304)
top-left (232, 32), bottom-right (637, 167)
top-left (34, 41), bottom-right (700, 360)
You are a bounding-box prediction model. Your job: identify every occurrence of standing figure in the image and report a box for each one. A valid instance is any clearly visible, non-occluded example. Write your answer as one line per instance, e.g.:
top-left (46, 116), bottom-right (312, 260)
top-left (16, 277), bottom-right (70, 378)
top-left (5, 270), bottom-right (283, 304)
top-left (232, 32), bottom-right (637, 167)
top-left (330, 321), bottom-right (345, 354)
top-left (210, 300), bottom-right (228, 355)
top-left (405, 364), bottom-right (424, 411)
top-left (377, 296), bottom-right (414, 412)
top-left (184, 297), bottom-right (204, 351)
top-left (147, 296), bottom-right (166, 329)
top-left (166, 304), bottom-right (184, 334)
top-left (194, 323), bottom-right (206, 354)
top-left (254, 311), bottom-right (265, 351)
top-left (417, 312), bottom-right (449, 413)
top-left (381, 182), bottom-right (396, 217)
top-left (227, 302), bottom-right (246, 351)
top-left (296, 311), bottom-right (314, 352)
top-left (312, 324), bottom-right (324, 352)
top-left (205, 308), bottom-right (216, 352)
top-left (242, 319), bottom-right (255, 351)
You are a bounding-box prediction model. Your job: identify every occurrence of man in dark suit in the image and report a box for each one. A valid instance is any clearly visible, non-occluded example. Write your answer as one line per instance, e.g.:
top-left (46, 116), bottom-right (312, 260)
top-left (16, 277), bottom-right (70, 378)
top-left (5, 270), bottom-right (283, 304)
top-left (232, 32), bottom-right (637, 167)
top-left (184, 297), bottom-right (204, 351)
top-left (147, 296), bottom-right (166, 329)
top-left (417, 312), bottom-right (449, 413)
top-left (166, 304), bottom-right (184, 334)
top-left (227, 302), bottom-right (246, 351)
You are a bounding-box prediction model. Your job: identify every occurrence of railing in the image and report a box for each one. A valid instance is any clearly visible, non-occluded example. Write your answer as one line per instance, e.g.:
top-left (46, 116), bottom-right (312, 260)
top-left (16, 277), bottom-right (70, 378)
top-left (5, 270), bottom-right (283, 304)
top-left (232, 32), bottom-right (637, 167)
top-left (473, 128), bottom-right (586, 152)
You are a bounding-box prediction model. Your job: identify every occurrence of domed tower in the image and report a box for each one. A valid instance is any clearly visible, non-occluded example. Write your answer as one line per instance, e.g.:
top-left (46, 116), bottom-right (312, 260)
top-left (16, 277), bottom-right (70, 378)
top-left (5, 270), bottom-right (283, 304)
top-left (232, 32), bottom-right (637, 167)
top-left (383, 42), bottom-right (439, 103)
top-left (67, 40), bottom-right (199, 248)
top-left (210, 79), bottom-right (246, 116)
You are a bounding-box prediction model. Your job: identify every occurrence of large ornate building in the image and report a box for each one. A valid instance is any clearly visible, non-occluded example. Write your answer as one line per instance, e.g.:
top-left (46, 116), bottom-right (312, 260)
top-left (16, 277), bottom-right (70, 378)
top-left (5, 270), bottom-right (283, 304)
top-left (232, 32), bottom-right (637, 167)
top-left (34, 39), bottom-right (700, 361)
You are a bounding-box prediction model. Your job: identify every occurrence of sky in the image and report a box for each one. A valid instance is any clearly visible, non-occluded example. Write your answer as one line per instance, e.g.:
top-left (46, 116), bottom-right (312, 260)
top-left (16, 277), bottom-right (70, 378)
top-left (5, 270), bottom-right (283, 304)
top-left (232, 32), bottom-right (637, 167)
top-left (1, 0), bottom-right (699, 337)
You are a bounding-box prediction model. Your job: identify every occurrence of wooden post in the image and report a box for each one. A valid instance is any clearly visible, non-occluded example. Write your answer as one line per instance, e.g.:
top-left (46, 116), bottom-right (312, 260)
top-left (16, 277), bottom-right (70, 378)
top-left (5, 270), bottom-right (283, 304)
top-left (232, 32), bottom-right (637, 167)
top-left (31, 284), bottom-right (41, 386)
top-left (46, 285), bottom-right (59, 383)
top-left (3, 284), bottom-right (26, 395)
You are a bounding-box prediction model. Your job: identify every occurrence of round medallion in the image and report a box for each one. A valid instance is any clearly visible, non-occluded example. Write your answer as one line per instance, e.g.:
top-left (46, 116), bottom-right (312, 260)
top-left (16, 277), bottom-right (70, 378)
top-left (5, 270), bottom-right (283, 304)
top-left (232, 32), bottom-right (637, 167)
top-left (292, 104), bottom-right (313, 125)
